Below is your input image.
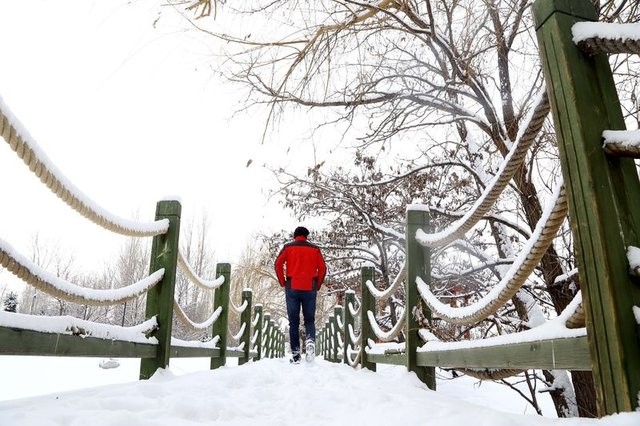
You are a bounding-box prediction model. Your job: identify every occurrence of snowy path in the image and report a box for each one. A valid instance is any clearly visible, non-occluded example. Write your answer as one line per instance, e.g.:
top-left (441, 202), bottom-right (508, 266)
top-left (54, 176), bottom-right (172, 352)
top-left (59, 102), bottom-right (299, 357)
top-left (1, 358), bottom-right (638, 426)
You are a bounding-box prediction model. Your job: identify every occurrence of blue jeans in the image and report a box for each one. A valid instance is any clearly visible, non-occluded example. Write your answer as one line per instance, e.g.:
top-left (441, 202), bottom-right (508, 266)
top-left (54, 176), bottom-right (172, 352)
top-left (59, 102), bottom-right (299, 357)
top-left (285, 288), bottom-right (317, 353)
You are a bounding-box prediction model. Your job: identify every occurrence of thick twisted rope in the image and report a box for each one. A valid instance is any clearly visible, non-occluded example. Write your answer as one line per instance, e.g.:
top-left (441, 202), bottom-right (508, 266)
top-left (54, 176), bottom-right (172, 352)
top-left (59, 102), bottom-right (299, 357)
top-left (177, 251), bottom-right (225, 290)
top-left (577, 37), bottom-right (640, 55)
top-left (173, 301), bottom-right (222, 331)
top-left (0, 238), bottom-right (163, 306)
top-left (364, 262), bottom-right (406, 300)
top-left (572, 22), bottom-right (640, 55)
top-left (348, 300), bottom-right (361, 317)
top-left (230, 322), bottom-right (247, 340)
top-left (366, 310), bottom-right (406, 342)
top-left (416, 91), bottom-right (550, 249)
top-left (229, 297), bottom-right (248, 315)
top-left (345, 344), bottom-right (362, 367)
top-left (417, 183), bottom-right (568, 325)
top-left (457, 368), bottom-right (525, 380)
top-left (0, 100), bottom-right (169, 237)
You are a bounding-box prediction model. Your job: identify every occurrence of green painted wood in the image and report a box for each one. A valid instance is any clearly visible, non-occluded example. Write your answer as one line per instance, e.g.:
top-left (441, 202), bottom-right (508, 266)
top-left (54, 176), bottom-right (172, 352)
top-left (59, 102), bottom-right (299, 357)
top-left (323, 321), bottom-right (330, 360)
top-left (0, 327), bottom-right (157, 358)
top-left (330, 313), bottom-right (339, 363)
top-left (405, 208), bottom-right (435, 389)
top-left (366, 353), bottom-right (406, 366)
top-left (534, 0), bottom-right (640, 414)
top-left (225, 349), bottom-right (245, 358)
top-left (211, 263), bottom-right (231, 370)
top-left (263, 313), bottom-right (272, 358)
top-left (360, 267), bottom-right (377, 372)
top-left (238, 289), bottom-right (253, 365)
top-left (343, 291), bottom-right (356, 365)
top-left (140, 200), bottom-right (181, 380)
top-left (253, 305), bottom-right (263, 360)
top-left (416, 336), bottom-right (591, 371)
top-left (169, 345), bottom-right (221, 358)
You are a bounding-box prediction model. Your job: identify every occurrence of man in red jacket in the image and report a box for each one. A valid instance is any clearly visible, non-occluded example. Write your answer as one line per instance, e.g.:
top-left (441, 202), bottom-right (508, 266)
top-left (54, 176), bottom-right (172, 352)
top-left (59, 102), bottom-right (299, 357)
top-left (275, 226), bottom-right (326, 363)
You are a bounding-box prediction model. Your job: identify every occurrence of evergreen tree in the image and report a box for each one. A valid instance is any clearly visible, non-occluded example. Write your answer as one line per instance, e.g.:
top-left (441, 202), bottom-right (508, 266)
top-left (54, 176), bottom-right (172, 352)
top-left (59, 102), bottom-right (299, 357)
top-left (3, 291), bottom-right (18, 313)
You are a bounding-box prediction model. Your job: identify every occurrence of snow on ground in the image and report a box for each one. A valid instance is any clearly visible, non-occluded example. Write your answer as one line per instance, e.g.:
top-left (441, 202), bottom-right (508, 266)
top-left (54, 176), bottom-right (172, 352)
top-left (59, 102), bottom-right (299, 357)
top-left (0, 356), bottom-right (638, 426)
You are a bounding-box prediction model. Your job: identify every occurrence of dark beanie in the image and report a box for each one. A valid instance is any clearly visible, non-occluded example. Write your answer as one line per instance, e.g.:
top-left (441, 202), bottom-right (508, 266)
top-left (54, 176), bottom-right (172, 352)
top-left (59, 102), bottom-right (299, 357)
top-left (294, 226), bottom-right (310, 238)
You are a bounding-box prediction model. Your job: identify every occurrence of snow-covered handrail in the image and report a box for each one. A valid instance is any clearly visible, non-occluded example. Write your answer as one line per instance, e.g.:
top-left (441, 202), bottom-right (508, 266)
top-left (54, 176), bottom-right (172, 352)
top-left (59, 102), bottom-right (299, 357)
top-left (415, 91), bottom-right (550, 249)
top-left (345, 344), bottom-right (362, 368)
top-left (177, 251), bottom-right (225, 290)
top-left (573, 22), bottom-right (640, 55)
top-left (250, 329), bottom-right (259, 346)
top-left (0, 311), bottom-right (158, 344)
top-left (173, 302), bottom-right (222, 331)
top-left (348, 300), bottom-right (361, 317)
top-left (366, 310), bottom-right (406, 342)
top-left (364, 262), bottom-right (406, 300)
top-left (417, 182), bottom-right (568, 325)
top-left (229, 297), bottom-right (248, 315)
top-left (0, 98), bottom-right (169, 237)
top-left (348, 323), bottom-right (361, 344)
top-left (251, 311), bottom-right (261, 327)
top-left (336, 312), bottom-right (344, 331)
top-left (0, 237), bottom-right (164, 306)
top-left (602, 130), bottom-right (640, 158)
top-left (230, 322), bottom-right (247, 340)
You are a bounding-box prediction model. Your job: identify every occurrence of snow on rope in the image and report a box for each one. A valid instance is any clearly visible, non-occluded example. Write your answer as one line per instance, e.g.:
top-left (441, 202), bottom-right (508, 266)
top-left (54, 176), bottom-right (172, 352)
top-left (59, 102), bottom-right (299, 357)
top-left (0, 97), bottom-right (169, 237)
top-left (251, 311), bottom-right (261, 327)
top-left (229, 296), bottom-right (248, 315)
top-left (415, 90), bottom-right (550, 248)
top-left (230, 322), bottom-right (247, 340)
top-left (177, 250), bottom-right (225, 290)
top-left (348, 323), bottom-right (361, 344)
top-left (364, 262), bottom-right (406, 300)
top-left (173, 301), bottom-right (222, 331)
top-left (345, 344), bottom-right (361, 368)
top-left (0, 237), bottom-right (164, 306)
top-left (366, 310), bottom-right (406, 342)
top-left (573, 22), bottom-right (640, 55)
top-left (602, 130), bottom-right (640, 158)
top-left (417, 181), bottom-right (568, 325)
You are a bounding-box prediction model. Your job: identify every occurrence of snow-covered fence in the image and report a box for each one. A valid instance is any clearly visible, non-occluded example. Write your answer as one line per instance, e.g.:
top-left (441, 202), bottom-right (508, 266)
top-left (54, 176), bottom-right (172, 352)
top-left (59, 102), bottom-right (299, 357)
top-left (534, 0), bottom-right (640, 415)
top-left (0, 99), bottom-right (284, 381)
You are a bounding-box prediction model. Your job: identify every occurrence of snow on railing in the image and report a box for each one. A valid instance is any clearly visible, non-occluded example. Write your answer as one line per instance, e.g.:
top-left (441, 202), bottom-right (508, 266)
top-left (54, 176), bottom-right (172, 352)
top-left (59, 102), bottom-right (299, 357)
top-left (0, 237), bottom-right (164, 305)
top-left (572, 22), bottom-right (640, 55)
top-left (177, 250), bottom-right (225, 290)
top-left (602, 130), bottom-right (640, 157)
top-left (416, 182), bottom-right (568, 325)
top-left (0, 96), bottom-right (169, 237)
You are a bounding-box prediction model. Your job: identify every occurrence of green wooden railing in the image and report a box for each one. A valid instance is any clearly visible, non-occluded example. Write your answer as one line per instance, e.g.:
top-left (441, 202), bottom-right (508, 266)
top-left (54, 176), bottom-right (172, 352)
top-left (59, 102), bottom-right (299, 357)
top-left (317, 0), bottom-right (640, 417)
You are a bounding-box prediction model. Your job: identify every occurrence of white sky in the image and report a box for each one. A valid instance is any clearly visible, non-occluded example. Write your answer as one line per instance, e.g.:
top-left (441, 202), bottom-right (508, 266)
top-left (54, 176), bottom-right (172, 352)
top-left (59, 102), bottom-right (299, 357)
top-left (2, 356), bottom-right (639, 425)
top-left (0, 0), bottom-right (332, 288)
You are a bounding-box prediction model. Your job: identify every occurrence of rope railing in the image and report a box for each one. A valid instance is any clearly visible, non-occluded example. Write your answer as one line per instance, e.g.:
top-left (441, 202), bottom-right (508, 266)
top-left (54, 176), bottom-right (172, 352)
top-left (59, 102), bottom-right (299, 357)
top-left (364, 262), bottom-right (406, 300)
top-left (416, 182), bottom-right (568, 326)
top-left (573, 22), bottom-right (640, 55)
top-left (173, 302), bottom-right (222, 332)
top-left (0, 98), bottom-right (169, 237)
top-left (0, 238), bottom-right (164, 306)
top-left (366, 310), bottom-right (406, 342)
top-left (415, 90), bottom-right (550, 249)
top-left (229, 296), bottom-right (248, 314)
top-left (177, 250), bottom-right (225, 290)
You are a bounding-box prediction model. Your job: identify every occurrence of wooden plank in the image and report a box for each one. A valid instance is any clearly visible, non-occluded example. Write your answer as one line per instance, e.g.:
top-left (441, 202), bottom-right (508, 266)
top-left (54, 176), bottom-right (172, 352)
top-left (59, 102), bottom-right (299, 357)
top-left (534, 0), bottom-right (640, 414)
top-left (169, 345), bottom-right (221, 358)
top-left (0, 327), bottom-right (157, 358)
top-left (211, 263), bottom-right (231, 369)
top-left (140, 200), bottom-right (181, 380)
top-left (416, 336), bottom-right (591, 371)
top-left (360, 267), bottom-right (377, 371)
top-left (366, 353), bottom-right (406, 367)
top-left (406, 207), bottom-right (436, 389)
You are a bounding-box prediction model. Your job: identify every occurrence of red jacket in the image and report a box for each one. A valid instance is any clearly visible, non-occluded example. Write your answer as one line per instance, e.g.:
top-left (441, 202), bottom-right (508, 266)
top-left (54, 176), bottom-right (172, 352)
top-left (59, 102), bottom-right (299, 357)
top-left (275, 236), bottom-right (326, 291)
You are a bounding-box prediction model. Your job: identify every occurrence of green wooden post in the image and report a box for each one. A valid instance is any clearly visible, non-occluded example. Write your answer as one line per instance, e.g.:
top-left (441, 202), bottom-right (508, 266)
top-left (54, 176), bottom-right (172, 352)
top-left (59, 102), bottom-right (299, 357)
top-left (238, 289), bottom-right (252, 366)
top-left (329, 314), bottom-right (337, 362)
top-left (210, 263), bottom-right (231, 370)
top-left (253, 305), bottom-right (263, 361)
top-left (323, 321), bottom-right (330, 360)
top-left (360, 266), bottom-right (376, 371)
top-left (263, 313), bottom-right (271, 358)
top-left (406, 207), bottom-right (435, 389)
top-left (269, 320), bottom-right (276, 358)
top-left (533, 0), bottom-right (640, 414)
top-left (343, 291), bottom-right (355, 365)
top-left (334, 305), bottom-right (343, 363)
top-left (140, 200), bottom-right (181, 380)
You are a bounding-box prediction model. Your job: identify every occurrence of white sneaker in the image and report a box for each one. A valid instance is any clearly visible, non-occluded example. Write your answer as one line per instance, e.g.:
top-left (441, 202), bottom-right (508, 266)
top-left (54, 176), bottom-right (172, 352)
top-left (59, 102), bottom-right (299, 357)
top-left (305, 340), bottom-right (315, 362)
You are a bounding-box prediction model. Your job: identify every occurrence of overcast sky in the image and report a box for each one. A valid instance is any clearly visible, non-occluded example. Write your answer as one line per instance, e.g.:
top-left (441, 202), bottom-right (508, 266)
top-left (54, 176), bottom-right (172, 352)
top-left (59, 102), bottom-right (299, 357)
top-left (0, 0), bottom-right (331, 286)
